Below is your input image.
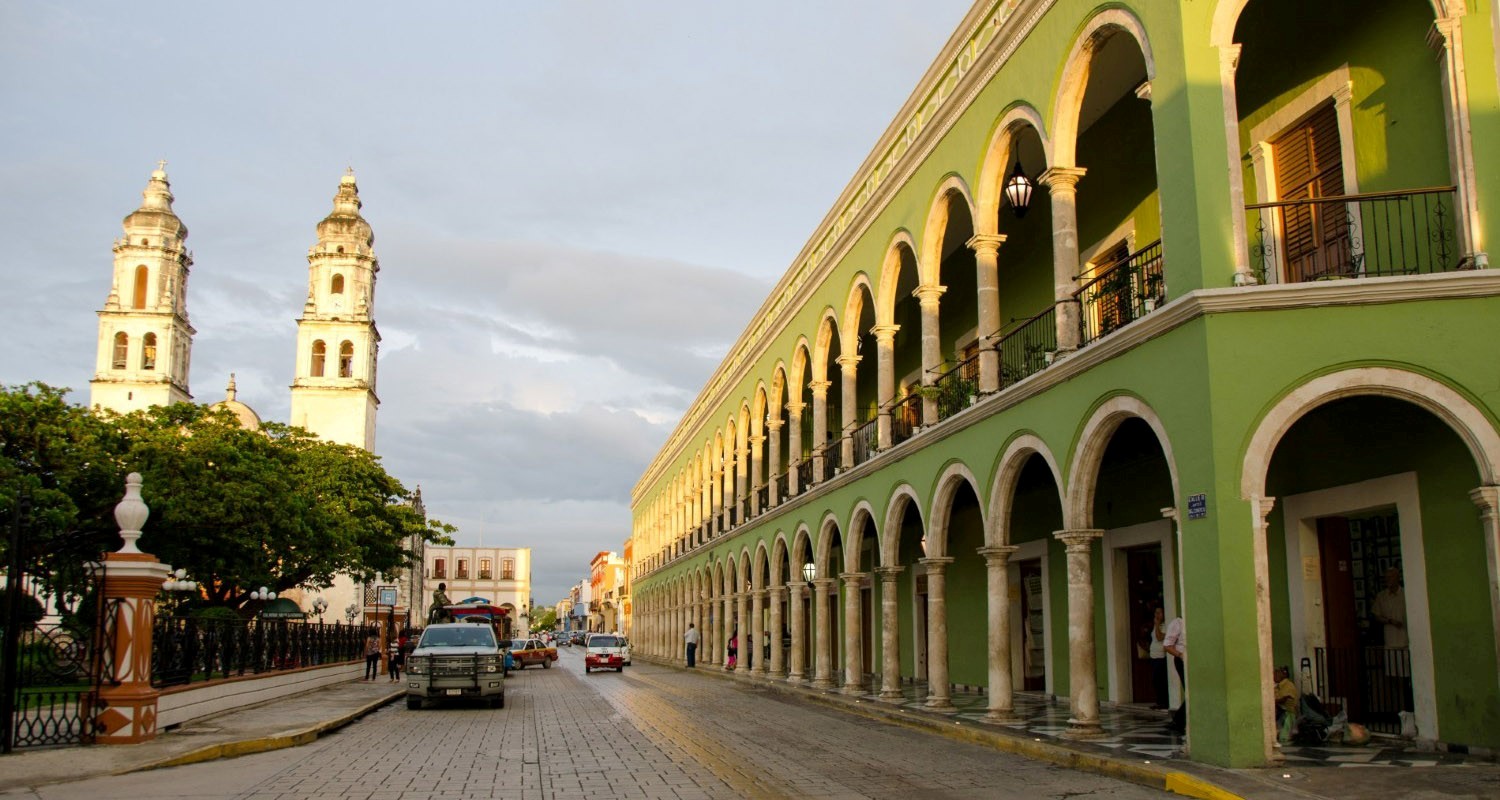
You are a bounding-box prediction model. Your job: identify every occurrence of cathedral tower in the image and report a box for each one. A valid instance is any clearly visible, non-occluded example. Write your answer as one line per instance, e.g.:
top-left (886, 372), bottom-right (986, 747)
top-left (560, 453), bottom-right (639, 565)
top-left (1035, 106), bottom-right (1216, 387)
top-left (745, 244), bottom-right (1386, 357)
top-left (90, 163), bottom-right (195, 413)
top-left (289, 171), bottom-right (380, 450)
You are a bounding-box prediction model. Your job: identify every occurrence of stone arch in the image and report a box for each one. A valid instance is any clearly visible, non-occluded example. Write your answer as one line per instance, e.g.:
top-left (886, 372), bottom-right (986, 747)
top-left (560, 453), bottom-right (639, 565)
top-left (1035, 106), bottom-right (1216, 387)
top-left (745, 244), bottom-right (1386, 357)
top-left (841, 274), bottom-right (876, 355)
top-left (753, 539), bottom-right (772, 589)
top-left (1242, 366), bottom-right (1500, 498)
top-left (846, 500), bottom-right (880, 572)
top-left (1209, 0), bottom-right (1458, 46)
top-left (881, 484), bottom-right (924, 567)
top-left (975, 104), bottom-right (1053, 234)
top-left (926, 461), bottom-right (984, 558)
top-left (986, 433), bottom-right (1066, 547)
top-left (1065, 394), bottom-right (1181, 529)
top-left (771, 532), bottom-right (790, 586)
top-left (813, 512), bottom-right (843, 580)
top-left (876, 230), bottom-right (920, 328)
top-left (811, 308), bottom-right (841, 381)
top-left (737, 546), bottom-right (754, 594)
top-left (791, 524), bottom-right (815, 577)
top-left (918, 175), bottom-right (978, 285)
top-left (1051, 7), bottom-right (1158, 169)
top-left (769, 363), bottom-right (788, 413)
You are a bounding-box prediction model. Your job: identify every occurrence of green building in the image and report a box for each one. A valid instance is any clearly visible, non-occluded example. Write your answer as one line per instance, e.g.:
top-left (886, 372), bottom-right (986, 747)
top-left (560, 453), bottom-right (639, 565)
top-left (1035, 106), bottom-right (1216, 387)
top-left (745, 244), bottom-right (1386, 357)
top-left (629, 0), bottom-right (1499, 767)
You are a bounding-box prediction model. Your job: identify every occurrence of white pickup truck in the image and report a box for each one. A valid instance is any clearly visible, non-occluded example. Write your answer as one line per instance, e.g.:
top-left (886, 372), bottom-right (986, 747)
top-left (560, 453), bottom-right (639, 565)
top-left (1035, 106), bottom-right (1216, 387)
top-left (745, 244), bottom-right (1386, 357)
top-left (404, 623), bottom-right (506, 709)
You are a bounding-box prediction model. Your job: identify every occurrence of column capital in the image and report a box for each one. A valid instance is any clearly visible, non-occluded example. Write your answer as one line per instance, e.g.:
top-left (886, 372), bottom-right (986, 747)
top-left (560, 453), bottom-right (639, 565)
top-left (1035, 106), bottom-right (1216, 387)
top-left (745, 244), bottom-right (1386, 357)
top-left (965, 233), bottom-right (1007, 257)
top-left (918, 556), bottom-right (954, 572)
top-left (1471, 485), bottom-right (1500, 517)
top-left (870, 324), bottom-right (900, 344)
top-left (836, 353), bottom-right (861, 372)
top-left (1039, 167), bottom-right (1087, 192)
top-left (1218, 42), bottom-right (1242, 76)
top-left (1054, 529), bottom-right (1104, 552)
top-left (812, 578), bottom-right (838, 591)
top-left (808, 379), bottom-right (832, 398)
top-left (765, 418), bottom-right (784, 431)
top-left (785, 400), bottom-right (806, 416)
top-left (1133, 80), bottom-right (1152, 103)
top-left (976, 545), bottom-right (1019, 564)
top-left (751, 588), bottom-right (768, 600)
top-left (748, 434), bottom-right (765, 447)
top-left (874, 565), bottom-right (905, 580)
top-left (838, 571), bottom-right (867, 587)
top-left (1428, 16), bottom-right (1459, 51)
top-left (912, 284), bottom-right (947, 306)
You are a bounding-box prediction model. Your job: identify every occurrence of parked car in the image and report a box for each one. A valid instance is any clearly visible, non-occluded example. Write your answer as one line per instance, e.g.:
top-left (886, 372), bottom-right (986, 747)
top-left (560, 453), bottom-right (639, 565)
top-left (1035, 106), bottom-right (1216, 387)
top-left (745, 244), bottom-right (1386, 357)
top-left (584, 633), bottom-right (629, 673)
top-left (404, 623), bottom-right (505, 710)
top-left (506, 638), bottom-right (558, 669)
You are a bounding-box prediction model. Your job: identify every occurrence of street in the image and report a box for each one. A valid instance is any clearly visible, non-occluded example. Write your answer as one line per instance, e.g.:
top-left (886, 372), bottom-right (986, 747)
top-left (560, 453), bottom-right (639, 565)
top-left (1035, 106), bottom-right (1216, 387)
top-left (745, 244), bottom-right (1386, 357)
top-left (6, 649), bottom-right (1165, 799)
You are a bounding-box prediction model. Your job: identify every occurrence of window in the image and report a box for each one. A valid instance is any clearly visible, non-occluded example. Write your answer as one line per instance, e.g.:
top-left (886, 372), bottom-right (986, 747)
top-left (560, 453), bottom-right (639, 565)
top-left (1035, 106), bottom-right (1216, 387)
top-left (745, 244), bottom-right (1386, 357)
top-left (1087, 240), bottom-right (1133, 334)
top-left (112, 332), bottom-right (129, 370)
top-left (132, 266), bottom-right (149, 310)
top-left (502, 559), bottom-right (515, 580)
top-left (433, 558), bottom-right (446, 579)
top-left (141, 333), bottom-right (157, 370)
top-left (457, 559), bottom-right (469, 579)
top-left (310, 340), bottom-right (326, 377)
top-left (338, 341), bottom-right (354, 378)
top-left (1273, 102), bottom-right (1350, 280)
top-left (331, 274), bottom-right (344, 295)
top-left (479, 558), bottom-right (492, 579)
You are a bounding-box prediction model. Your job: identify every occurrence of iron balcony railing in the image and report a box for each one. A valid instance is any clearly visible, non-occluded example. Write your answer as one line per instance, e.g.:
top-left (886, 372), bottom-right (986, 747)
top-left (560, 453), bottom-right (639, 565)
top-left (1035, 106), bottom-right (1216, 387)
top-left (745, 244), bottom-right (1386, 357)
top-left (1247, 186), bottom-right (1459, 284)
top-left (1076, 239), bottom-right (1164, 348)
top-left (994, 303), bottom-right (1058, 389)
top-left (755, 484), bottom-right (769, 514)
top-left (850, 410), bottom-right (879, 467)
top-left (152, 618), bottom-right (365, 688)
top-left (795, 457), bottom-right (814, 491)
top-left (889, 393), bottom-right (921, 447)
top-left (773, 470), bottom-right (789, 502)
top-left (930, 350), bottom-right (983, 423)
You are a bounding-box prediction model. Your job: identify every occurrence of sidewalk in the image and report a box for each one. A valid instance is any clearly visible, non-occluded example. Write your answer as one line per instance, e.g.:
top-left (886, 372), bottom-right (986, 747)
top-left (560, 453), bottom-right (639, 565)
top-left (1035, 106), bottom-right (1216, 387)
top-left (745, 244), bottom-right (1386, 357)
top-left (0, 679), bottom-right (403, 794)
top-left (679, 658), bottom-right (1500, 800)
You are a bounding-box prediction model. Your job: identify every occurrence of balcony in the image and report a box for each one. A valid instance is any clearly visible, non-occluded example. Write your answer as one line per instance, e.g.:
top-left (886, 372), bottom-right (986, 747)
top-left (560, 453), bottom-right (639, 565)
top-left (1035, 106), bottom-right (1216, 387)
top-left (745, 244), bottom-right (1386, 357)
top-left (850, 409), bottom-right (879, 467)
top-left (889, 393), bottom-right (921, 446)
top-left (478, 571), bottom-right (492, 580)
top-left (1077, 239), bottom-right (1164, 348)
top-left (930, 352), bottom-right (981, 424)
top-left (1247, 187), bottom-right (1460, 284)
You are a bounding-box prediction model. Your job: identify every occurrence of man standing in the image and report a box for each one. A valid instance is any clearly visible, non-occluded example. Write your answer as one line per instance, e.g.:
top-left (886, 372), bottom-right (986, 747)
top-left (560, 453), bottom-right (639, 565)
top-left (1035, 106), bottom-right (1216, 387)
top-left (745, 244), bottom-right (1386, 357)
top-left (1163, 615), bottom-right (1187, 734)
top-left (684, 623), bottom-right (700, 667)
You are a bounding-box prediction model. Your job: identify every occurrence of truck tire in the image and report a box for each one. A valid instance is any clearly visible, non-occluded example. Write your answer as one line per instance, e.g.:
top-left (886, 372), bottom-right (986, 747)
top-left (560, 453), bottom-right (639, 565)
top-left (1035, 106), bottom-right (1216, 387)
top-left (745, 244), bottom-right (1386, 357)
top-left (406, 697), bottom-right (422, 710)
top-left (491, 693), bottom-right (505, 709)
top-left (543, 657), bottom-right (552, 669)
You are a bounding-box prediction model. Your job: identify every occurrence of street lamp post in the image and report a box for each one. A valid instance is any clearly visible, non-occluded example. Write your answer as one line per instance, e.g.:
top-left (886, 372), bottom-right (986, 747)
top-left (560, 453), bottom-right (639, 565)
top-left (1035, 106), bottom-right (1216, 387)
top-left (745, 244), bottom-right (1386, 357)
top-left (311, 596), bottom-right (328, 623)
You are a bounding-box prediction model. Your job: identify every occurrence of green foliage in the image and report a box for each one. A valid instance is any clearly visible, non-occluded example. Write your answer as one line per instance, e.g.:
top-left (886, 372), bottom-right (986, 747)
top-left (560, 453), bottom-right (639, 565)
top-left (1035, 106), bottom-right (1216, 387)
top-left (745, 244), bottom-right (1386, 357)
top-left (0, 383), bottom-right (456, 612)
top-left (0, 591), bottom-right (46, 631)
top-left (531, 607), bottom-right (557, 632)
top-left (189, 605), bottom-right (243, 622)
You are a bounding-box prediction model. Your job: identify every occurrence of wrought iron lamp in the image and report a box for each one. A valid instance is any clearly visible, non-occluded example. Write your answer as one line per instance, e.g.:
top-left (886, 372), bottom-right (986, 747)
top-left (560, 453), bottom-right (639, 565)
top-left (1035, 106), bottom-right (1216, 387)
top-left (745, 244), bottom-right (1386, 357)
top-left (801, 561), bottom-right (816, 588)
top-left (162, 568), bottom-right (197, 593)
top-left (249, 586), bottom-right (276, 602)
top-left (311, 596), bottom-right (328, 622)
top-left (1003, 156), bottom-right (1034, 218)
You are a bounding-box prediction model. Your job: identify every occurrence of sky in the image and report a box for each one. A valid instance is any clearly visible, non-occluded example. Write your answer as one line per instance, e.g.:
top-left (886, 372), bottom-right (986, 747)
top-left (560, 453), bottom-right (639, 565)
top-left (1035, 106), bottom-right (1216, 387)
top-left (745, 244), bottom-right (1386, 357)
top-left (0, 1), bottom-right (975, 604)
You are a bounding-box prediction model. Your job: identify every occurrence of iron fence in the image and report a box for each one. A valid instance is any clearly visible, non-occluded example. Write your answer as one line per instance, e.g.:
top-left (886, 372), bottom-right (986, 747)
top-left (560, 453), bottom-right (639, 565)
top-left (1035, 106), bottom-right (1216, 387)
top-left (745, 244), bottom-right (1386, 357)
top-left (795, 458), bottom-right (814, 492)
top-left (931, 352), bottom-right (982, 423)
top-left (889, 394), bottom-right (922, 447)
top-left (773, 471), bottom-right (789, 503)
top-left (1248, 186), bottom-right (1459, 283)
top-left (1314, 645), bottom-right (1412, 736)
top-left (994, 303), bottom-right (1058, 389)
top-left (850, 412), bottom-right (879, 467)
top-left (1077, 239), bottom-right (1164, 348)
top-left (151, 618), bottom-right (365, 688)
top-left (755, 484), bottom-right (769, 515)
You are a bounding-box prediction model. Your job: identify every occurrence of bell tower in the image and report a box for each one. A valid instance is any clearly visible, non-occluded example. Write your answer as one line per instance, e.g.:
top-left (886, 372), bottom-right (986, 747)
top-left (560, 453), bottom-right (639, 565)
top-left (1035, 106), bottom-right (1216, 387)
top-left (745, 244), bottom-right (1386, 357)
top-left (90, 163), bottom-right (195, 413)
top-left (289, 170), bottom-right (380, 450)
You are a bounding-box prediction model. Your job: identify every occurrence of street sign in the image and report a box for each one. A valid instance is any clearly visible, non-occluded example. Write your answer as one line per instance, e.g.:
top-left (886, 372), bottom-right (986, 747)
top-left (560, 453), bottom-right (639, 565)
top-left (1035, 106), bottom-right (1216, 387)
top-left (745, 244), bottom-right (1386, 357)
top-left (1187, 493), bottom-right (1208, 520)
top-left (377, 585), bottom-right (398, 607)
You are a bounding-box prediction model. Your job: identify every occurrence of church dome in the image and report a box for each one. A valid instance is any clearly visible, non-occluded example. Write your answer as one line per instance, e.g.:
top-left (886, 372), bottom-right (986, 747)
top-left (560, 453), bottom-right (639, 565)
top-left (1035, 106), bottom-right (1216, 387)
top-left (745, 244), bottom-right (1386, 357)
top-left (316, 171), bottom-right (373, 248)
top-left (210, 374), bottom-right (262, 430)
top-left (122, 164), bottom-right (188, 241)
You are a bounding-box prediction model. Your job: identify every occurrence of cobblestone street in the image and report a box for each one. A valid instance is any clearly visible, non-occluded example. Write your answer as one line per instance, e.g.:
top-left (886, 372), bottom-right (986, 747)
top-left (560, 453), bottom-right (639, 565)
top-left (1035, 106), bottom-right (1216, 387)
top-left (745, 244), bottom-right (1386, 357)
top-left (9, 649), bottom-right (1164, 799)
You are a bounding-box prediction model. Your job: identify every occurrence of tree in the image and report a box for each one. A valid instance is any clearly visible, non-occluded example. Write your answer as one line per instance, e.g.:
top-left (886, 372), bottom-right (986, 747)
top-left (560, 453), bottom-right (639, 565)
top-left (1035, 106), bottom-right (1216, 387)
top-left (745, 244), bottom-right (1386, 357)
top-left (531, 607), bottom-right (557, 633)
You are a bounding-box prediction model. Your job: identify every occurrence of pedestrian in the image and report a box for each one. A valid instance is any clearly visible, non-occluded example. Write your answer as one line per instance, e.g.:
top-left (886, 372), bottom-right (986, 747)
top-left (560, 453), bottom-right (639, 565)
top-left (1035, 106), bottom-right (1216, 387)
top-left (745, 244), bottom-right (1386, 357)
top-left (364, 629), bottom-right (381, 681)
top-left (389, 631), bottom-right (409, 682)
top-left (1163, 615), bottom-right (1187, 734)
top-left (1148, 607), bottom-right (1169, 710)
top-left (726, 628), bottom-right (738, 670)
top-left (684, 623), bottom-right (700, 667)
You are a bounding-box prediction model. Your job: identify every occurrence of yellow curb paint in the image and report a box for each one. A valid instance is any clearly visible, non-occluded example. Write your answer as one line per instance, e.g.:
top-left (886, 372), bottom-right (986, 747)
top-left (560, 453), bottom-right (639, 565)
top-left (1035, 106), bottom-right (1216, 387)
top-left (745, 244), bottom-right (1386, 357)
top-left (1165, 772), bottom-right (1244, 800)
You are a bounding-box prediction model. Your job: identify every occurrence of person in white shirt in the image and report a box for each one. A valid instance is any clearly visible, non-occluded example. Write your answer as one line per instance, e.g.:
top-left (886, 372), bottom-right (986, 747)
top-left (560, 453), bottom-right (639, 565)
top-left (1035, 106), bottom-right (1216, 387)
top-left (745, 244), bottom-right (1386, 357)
top-left (1163, 616), bottom-right (1187, 734)
top-left (684, 623), bottom-right (700, 667)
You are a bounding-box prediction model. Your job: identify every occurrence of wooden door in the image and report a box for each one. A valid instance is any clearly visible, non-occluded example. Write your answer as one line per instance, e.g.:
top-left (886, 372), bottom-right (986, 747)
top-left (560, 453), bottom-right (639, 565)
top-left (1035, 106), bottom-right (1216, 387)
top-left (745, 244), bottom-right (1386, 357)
top-left (1273, 102), bottom-right (1351, 281)
top-left (1019, 560), bottom-right (1046, 691)
top-left (1317, 516), bottom-right (1363, 720)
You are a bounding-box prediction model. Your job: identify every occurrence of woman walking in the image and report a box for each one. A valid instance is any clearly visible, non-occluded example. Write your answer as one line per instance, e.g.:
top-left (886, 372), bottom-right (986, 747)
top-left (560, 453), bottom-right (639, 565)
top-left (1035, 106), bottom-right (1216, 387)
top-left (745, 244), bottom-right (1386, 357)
top-left (364, 629), bottom-right (382, 681)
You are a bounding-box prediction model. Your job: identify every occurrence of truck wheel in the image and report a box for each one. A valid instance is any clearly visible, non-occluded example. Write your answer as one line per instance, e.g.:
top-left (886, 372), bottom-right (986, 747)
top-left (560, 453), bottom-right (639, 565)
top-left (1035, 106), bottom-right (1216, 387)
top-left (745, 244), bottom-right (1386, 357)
top-left (543, 658), bottom-right (552, 669)
top-left (491, 694), bottom-right (505, 709)
top-left (406, 697), bottom-right (422, 710)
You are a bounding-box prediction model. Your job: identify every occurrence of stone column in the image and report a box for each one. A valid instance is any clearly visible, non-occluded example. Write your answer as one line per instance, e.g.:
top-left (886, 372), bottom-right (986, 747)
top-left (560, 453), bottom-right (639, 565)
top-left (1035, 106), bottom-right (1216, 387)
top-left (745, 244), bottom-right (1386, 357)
top-left (707, 591), bottom-right (720, 666)
top-left (920, 557), bottom-right (955, 711)
top-left (1215, 44), bottom-right (1257, 285)
top-left (722, 459), bottom-right (734, 532)
top-left (1471, 487), bottom-right (1500, 698)
top-left (872, 325), bottom-right (898, 450)
top-left (967, 234), bottom-right (1006, 393)
top-left (837, 354), bottom-right (860, 469)
top-left (788, 582), bottom-right (807, 682)
top-left (734, 440), bottom-right (748, 525)
top-left (809, 380), bottom-right (831, 483)
top-left (873, 566), bottom-right (904, 700)
top-left (840, 572), bottom-right (867, 693)
top-left (978, 545), bottom-right (1020, 721)
top-left (914, 285), bottom-right (946, 426)
top-left (765, 419), bottom-right (783, 507)
top-left (1039, 167), bottom-right (1086, 353)
top-left (736, 590), bottom-right (749, 670)
top-left (769, 586), bottom-right (785, 676)
top-left (748, 434), bottom-right (765, 516)
top-left (812, 578), bottom-right (836, 688)
top-left (1055, 529), bottom-right (1105, 739)
top-left (1429, 18), bottom-right (1484, 267)
top-left (786, 401), bottom-right (805, 496)
top-left (95, 473), bottom-right (171, 745)
top-left (751, 588), bottom-right (767, 676)
top-left (722, 592), bottom-right (734, 668)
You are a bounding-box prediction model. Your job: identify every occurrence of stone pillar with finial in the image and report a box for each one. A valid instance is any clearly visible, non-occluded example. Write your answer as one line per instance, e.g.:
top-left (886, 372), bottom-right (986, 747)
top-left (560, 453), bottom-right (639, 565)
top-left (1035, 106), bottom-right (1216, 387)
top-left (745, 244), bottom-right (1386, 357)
top-left (93, 473), bottom-right (172, 744)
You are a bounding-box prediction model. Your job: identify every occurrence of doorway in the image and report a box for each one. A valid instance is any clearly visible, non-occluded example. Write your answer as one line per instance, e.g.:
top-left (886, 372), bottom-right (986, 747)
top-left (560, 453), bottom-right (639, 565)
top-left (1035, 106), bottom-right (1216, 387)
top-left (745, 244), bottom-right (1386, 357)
top-left (1019, 559), bottom-right (1046, 692)
top-left (860, 584), bottom-right (873, 679)
top-left (914, 573), bottom-right (928, 681)
top-left (1124, 544), bottom-right (1165, 703)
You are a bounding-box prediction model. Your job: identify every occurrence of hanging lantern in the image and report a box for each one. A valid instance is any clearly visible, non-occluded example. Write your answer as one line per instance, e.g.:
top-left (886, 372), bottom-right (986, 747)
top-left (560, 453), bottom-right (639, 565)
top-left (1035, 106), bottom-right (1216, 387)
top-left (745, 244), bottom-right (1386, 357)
top-left (801, 562), bottom-right (816, 584)
top-left (1003, 157), bottom-right (1034, 218)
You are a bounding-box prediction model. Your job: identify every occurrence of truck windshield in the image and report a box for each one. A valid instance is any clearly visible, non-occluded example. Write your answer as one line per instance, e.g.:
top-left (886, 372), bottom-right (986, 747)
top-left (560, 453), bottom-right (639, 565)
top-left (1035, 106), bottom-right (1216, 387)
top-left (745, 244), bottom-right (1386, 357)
top-left (420, 628), bottom-right (496, 648)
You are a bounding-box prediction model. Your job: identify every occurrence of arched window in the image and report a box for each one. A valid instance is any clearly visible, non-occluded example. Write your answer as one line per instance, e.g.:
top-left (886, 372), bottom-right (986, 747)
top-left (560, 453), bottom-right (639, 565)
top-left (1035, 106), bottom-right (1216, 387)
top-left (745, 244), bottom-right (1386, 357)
top-left (310, 340), bottom-right (326, 377)
top-left (112, 332), bottom-right (129, 369)
top-left (132, 266), bottom-right (149, 309)
top-left (338, 341), bottom-right (354, 377)
top-left (141, 333), bottom-right (157, 370)
top-left (331, 274), bottom-right (344, 295)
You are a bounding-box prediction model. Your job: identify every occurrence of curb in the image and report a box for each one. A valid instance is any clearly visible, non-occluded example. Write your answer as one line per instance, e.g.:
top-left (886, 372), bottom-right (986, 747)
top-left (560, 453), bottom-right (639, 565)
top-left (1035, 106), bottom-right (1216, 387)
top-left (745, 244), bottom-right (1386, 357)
top-left (653, 657), bottom-right (1243, 800)
top-left (128, 688), bottom-right (405, 773)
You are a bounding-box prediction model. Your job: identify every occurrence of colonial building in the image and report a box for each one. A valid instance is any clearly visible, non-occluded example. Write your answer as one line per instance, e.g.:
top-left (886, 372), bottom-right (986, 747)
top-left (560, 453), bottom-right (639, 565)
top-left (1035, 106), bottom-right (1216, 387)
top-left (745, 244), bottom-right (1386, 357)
top-left (589, 551), bottom-right (627, 633)
top-left (424, 546), bottom-right (532, 635)
top-left (629, 0), bottom-right (1500, 768)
